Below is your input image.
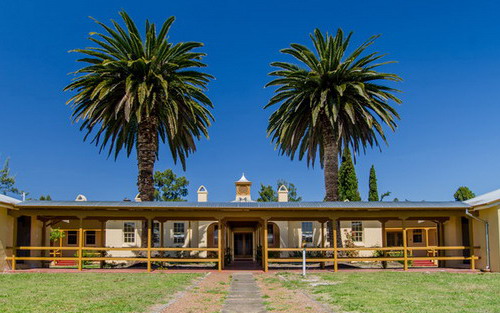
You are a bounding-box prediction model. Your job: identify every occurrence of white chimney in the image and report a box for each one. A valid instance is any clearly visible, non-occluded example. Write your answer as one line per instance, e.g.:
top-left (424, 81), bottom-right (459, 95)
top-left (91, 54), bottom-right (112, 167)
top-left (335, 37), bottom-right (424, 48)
top-left (197, 185), bottom-right (208, 202)
top-left (278, 185), bottom-right (288, 202)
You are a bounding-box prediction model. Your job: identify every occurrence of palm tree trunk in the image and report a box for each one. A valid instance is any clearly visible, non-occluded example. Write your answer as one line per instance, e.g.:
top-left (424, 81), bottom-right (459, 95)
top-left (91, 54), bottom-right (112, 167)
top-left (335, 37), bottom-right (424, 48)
top-left (137, 116), bottom-right (158, 248)
top-left (320, 115), bottom-right (342, 249)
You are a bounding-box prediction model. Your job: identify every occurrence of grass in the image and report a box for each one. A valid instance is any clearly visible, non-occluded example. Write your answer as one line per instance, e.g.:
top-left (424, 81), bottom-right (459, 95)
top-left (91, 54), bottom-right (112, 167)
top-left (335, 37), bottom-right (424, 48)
top-left (0, 273), bottom-right (200, 313)
top-left (278, 272), bottom-right (500, 313)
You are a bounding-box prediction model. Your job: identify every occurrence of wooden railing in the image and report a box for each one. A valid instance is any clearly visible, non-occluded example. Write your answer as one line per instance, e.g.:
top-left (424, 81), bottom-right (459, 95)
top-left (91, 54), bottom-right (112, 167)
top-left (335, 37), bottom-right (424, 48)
top-left (266, 246), bottom-right (480, 271)
top-left (6, 246), bottom-right (221, 272)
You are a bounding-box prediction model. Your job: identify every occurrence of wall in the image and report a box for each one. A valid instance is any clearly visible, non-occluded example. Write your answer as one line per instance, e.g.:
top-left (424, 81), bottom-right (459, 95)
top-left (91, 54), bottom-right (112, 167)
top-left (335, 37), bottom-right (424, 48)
top-left (340, 221), bottom-right (382, 257)
top-left (0, 208), bottom-right (13, 271)
top-left (474, 206), bottom-right (500, 272)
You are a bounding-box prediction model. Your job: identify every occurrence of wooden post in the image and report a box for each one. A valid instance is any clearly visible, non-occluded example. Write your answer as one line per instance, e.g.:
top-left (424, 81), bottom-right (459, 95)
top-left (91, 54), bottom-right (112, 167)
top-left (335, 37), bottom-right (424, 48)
top-left (11, 216), bottom-right (18, 270)
top-left (425, 228), bottom-right (429, 247)
top-left (159, 221), bottom-right (164, 261)
top-left (263, 220), bottom-right (269, 272)
top-left (381, 220), bottom-right (387, 268)
top-left (78, 217), bottom-right (83, 271)
top-left (147, 218), bottom-right (152, 272)
top-left (468, 218), bottom-right (475, 270)
top-left (333, 219), bottom-right (338, 272)
top-left (41, 220), bottom-right (47, 258)
top-left (438, 221), bottom-right (445, 267)
top-left (217, 220), bottom-right (222, 272)
top-left (221, 222), bottom-right (226, 269)
top-left (320, 221), bottom-right (325, 269)
top-left (100, 220), bottom-right (105, 269)
top-left (402, 219), bottom-right (408, 271)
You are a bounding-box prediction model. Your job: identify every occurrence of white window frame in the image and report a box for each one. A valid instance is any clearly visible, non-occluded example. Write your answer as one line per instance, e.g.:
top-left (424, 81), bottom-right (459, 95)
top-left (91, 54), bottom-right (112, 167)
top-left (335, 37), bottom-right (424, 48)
top-left (351, 221), bottom-right (363, 242)
top-left (173, 222), bottom-right (185, 245)
top-left (123, 222), bottom-right (136, 244)
top-left (301, 222), bottom-right (313, 247)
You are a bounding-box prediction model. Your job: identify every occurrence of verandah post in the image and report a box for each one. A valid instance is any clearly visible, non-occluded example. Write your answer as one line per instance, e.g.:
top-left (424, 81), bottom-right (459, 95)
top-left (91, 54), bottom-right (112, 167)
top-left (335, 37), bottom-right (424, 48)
top-left (332, 219), bottom-right (338, 272)
top-left (402, 218), bottom-right (408, 271)
top-left (147, 218), bottom-right (152, 272)
top-left (11, 216), bottom-right (18, 271)
top-left (263, 219), bottom-right (269, 272)
top-left (100, 219), bottom-right (106, 269)
top-left (78, 217), bottom-right (83, 271)
top-left (41, 219), bottom-right (47, 259)
top-left (217, 220), bottom-right (222, 272)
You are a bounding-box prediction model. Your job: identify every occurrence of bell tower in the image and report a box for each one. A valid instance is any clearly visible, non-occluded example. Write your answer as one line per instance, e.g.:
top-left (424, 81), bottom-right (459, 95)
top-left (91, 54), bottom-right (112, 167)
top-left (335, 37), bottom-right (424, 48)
top-left (234, 173), bottom-right (253, 202)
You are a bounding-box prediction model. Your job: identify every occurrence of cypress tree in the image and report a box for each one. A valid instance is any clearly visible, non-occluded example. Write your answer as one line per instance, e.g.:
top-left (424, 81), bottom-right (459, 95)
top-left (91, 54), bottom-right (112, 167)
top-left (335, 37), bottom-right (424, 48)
top-left (338, 148), bottom-right (361, 201)
top-left (368, 165), bottom-right (379, 201)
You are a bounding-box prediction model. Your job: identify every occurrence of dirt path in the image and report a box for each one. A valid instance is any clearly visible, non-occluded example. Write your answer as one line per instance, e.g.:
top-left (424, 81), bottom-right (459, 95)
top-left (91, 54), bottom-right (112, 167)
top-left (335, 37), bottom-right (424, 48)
top-left (161, 272), bottom-right (231, 313)
top-left (255, 273), bottom-right (331, 312)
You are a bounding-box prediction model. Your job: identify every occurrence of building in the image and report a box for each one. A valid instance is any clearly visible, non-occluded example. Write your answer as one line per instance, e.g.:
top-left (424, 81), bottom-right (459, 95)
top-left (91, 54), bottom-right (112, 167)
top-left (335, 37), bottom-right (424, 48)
top-left (0, 175), bottom-right (498, 272)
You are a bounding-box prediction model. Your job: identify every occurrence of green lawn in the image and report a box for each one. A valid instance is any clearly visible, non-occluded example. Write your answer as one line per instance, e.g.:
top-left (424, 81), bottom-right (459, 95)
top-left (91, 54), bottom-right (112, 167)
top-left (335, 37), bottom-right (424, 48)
top-left (0, 273), bottom-right (200, 313)
top-left (278, 272), bottom-right (500, 313)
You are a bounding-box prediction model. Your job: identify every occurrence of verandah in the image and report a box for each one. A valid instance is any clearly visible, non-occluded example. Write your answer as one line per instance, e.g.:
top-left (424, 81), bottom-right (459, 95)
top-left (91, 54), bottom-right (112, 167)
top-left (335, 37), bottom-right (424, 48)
top-left (5, 201), bottom-right (479, 272)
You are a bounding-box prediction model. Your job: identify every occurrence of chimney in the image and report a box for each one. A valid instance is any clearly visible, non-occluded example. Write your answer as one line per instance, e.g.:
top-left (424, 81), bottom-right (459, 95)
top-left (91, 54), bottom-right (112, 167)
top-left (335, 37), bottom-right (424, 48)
top-left (197, 185), bottom-right (208, 202)
top-left (234, 173), bottom-right (252, 202)
top-left (75, 194), bottom-right (87, 201)
top-left (278, 185), bottom-right (289, 202)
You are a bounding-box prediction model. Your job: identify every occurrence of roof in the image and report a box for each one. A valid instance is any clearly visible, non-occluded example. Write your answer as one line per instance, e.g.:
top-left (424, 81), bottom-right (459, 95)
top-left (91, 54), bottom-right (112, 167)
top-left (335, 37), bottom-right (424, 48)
top-left (0, 194), bottom-right (21, 205)
top-left (465, 189), bottom-right (500, 208)
top-left (16, 200), bottom-right (469, 210)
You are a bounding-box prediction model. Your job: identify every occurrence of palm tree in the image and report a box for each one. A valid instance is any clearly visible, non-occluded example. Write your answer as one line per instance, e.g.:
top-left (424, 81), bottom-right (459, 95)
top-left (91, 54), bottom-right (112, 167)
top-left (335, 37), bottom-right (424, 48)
top-left (65, 11), bottom-right (214, 202)
top-left (265, 29), bottom-right (401, 201)
top-left (265, 29), bottom-right (401, 245)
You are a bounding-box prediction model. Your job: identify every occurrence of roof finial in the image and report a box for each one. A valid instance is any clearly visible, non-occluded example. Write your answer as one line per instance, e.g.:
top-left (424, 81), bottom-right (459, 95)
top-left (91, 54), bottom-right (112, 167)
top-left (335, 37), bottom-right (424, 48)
top-left (237, 173), bottom-right (250, 183)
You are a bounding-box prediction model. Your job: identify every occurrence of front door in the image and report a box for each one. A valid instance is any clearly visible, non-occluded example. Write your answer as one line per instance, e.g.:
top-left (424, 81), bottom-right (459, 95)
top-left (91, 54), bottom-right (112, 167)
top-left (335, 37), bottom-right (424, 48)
top-left (234, 232), bottom-right (253, 259)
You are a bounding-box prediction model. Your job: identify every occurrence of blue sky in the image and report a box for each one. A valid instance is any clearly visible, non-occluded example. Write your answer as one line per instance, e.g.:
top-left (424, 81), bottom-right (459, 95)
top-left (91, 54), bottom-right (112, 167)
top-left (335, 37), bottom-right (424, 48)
top-left (1, 0), bottom-right (499, 202)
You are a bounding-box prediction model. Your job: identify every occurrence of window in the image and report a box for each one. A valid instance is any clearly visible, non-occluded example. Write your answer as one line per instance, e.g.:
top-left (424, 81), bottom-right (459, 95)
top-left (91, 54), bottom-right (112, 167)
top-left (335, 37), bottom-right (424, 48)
top-left (301, 222), bottom-right (313, 246)
top-left (174, 222), bottom-right (185, 244)
top-left (67, 231), bottom-right (77, 245)
top-left (413, 229), bottom-right (423, 243)
top-left (123, 222), bottom-right (136, 243)
top-left (85, 231), bottom-right (96, 245)
top-left (351, 222), bottom-right (363, 242)
top-left (267, 224), bottom-right (275, 245)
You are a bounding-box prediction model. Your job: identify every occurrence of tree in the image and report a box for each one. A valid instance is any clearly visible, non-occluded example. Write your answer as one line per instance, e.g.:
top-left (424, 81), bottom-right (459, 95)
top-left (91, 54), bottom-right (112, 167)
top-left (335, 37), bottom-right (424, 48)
top-left (39, 195), bottom-right (52, 201)
top-left (257, 180), bottom-right (303, 202)
top-left (265, 29), bottom-right (401, 246)
top-left (0, 158), bottom-right (21, 196)
top-left (257, 184), bottom-right (276, 202)
top-left (454, 186), bottom-right (476, 201)
top-left (338, 148), bottom-right (361, 201)
top-left (265, 29), bottom-right (401, 203)
top-left (380, 191), bottom-right (391, 201)
top-left (368, 165), bottom-right (379, 201)
top-left (65, 11), bottom-right (214, 203)
top-left (154, 169), bottom-right (189, 201)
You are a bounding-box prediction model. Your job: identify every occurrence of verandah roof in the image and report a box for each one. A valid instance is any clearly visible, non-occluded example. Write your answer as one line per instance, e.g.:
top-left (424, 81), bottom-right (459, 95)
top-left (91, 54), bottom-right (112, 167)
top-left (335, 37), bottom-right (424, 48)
top-left (14, 200), bottom-right (469, 211)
